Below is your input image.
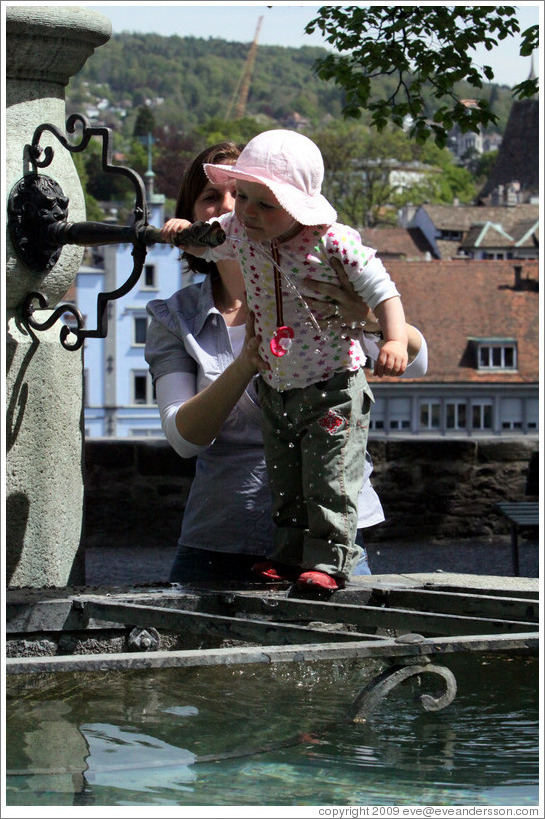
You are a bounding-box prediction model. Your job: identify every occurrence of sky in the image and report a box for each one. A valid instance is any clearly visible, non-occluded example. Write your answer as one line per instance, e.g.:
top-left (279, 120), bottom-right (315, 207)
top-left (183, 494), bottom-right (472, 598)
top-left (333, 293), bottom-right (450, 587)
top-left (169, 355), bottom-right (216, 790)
top-left (69, 1), bottom-right (543, 88)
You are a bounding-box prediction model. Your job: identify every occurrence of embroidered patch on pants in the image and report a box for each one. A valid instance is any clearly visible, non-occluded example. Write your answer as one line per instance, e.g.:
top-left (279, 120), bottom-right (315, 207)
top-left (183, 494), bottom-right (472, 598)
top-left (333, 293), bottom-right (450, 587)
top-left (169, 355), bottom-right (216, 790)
top-left (318, 409), bottom-right (347, 434)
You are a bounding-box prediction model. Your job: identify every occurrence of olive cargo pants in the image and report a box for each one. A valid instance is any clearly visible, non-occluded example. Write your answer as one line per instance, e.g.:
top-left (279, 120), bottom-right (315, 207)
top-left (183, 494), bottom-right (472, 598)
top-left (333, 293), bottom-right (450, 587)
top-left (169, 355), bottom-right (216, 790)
top-left (257, 368), bottom-right (372, 580)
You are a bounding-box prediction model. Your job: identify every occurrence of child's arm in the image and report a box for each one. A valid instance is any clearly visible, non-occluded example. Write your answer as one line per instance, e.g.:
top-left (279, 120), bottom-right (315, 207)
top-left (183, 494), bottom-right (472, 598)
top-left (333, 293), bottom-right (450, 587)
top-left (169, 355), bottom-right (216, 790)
top-left (367, 321), bottom-right (425, 365)
top-left (372, 296), bottom-right (409, 377)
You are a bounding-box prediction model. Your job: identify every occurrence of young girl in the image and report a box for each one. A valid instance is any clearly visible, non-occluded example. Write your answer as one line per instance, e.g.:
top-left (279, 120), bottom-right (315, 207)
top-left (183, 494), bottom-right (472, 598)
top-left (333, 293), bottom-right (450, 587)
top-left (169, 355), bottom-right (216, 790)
top-left (161, 129), bottom-right (408, 592)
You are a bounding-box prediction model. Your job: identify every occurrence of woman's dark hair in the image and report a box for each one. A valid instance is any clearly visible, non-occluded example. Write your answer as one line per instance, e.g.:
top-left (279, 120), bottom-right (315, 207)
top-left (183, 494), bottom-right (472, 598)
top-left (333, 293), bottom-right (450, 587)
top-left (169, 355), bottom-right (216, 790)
top-left (175, 141), bottom-right (243, 277)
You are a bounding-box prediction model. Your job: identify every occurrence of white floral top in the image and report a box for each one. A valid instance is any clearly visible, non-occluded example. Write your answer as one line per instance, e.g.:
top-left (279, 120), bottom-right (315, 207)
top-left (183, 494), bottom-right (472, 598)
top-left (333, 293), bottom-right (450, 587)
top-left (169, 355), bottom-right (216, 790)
top-left (205, 212), bottom-right (400, 390)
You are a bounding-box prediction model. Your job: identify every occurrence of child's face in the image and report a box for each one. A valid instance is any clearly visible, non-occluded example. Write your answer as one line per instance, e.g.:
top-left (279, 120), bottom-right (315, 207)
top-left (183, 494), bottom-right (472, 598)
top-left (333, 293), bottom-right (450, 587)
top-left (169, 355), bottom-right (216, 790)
top-left (235, 180), bottom-right (300, 243)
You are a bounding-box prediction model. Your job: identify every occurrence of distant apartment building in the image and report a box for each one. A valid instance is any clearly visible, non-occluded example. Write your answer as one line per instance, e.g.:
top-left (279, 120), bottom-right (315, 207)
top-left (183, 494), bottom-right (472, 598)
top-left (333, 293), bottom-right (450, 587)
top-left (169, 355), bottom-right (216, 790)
top-left (399, 203), bottom-right (539, 261)
top-left (366, 259), bottom-right (539, 438)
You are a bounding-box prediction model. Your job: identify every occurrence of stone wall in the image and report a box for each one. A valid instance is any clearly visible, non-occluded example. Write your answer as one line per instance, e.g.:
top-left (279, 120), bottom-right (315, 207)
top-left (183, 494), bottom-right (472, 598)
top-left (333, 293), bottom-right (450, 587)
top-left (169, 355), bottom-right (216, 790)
top-left (83, 437), bottom-right (538, 549)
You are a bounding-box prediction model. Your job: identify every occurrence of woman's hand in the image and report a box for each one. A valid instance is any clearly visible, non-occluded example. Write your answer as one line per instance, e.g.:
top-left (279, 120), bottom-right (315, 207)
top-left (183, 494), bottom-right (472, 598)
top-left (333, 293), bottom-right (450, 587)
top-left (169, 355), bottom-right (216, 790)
top-left (233, 310), bottom-right (270, 379)
top-left (304, 256), bottom-right (377, 330)
top-left (174, 311), bottom-right (268, 447)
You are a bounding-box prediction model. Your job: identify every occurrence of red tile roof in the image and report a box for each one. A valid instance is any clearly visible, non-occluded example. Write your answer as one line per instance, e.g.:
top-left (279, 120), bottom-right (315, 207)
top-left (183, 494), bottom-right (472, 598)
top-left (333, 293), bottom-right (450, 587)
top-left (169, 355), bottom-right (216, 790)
top-left (367, 259), bottom-right (539, 385)
top-left (362, 227), bottom-right (437, 260)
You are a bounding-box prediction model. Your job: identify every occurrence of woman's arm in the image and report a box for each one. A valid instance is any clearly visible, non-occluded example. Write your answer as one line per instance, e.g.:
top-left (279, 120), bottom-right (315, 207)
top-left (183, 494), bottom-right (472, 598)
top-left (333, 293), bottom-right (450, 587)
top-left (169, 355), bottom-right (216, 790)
top-left (169, 311), bottom-right (267, 448)
top-left (156, 372), bottom-right (206, 459)
top-left (306, 256), bottom-right (423, 375)
top-left (304, 258), bottom-right (371, 326)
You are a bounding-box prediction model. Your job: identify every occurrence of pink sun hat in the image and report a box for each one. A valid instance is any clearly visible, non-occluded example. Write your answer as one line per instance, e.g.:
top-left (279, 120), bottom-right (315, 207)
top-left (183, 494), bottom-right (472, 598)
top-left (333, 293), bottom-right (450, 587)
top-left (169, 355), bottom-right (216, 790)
top-left (203, 129), bottom-right (337, 227)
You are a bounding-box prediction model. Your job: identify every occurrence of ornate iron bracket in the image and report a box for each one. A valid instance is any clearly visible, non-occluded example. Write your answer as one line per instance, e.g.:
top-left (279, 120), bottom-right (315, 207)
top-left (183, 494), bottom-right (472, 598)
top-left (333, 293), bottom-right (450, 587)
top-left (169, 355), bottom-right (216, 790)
top-left (349, 660), bottom-right (458, 721)
top-left (348, 635), bottom-right (458, 721)
top-left (8, 114), bottom-right (225, 350)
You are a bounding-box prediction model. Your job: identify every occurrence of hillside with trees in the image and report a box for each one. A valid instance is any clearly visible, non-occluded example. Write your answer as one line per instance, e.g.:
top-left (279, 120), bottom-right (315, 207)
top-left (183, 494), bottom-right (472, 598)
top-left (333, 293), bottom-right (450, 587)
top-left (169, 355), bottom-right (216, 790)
top-left (66, 32), bottom-right (516, 225)
top-left (68, 32), bottom-right (516, 136)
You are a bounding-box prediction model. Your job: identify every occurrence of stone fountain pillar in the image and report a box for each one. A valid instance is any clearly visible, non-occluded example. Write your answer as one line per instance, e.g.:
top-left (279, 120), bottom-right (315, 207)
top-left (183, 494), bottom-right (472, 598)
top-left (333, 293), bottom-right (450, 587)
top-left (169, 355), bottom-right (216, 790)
top-left (5, 6), bottom-right (112, 587)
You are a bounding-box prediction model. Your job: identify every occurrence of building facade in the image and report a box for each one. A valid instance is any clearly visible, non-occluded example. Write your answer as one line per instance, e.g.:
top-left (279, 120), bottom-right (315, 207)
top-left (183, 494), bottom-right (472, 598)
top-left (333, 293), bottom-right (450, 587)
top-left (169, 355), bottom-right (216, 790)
top-left (77, 188), bottom-right (193, 437)
top-left (76, 216), bottom-right (539, 441)
top-left (366, 259), bottom-right (539, 438)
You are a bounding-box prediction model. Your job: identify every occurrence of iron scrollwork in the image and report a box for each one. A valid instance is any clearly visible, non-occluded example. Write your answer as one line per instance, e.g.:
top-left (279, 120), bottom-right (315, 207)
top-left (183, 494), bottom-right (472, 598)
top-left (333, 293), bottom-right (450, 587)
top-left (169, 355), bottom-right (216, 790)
top-left (347, 635), bottom-right (458, 721)
top-left (349, 660), bottom-right (458, 722)
top-left (8, 114), bottom-right (225, 350)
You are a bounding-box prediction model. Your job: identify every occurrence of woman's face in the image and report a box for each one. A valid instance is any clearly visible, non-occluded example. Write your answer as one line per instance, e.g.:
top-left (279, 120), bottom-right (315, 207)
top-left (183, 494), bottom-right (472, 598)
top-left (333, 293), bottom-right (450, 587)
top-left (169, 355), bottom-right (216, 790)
top-left (193, 179), bottom-right (236, 222)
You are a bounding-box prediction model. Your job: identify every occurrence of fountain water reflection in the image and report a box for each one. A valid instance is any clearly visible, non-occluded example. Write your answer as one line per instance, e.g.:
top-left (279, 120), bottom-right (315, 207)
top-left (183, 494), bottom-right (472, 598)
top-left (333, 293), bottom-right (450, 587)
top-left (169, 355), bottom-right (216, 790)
top-left (5, 654), bottom-right (539, 807)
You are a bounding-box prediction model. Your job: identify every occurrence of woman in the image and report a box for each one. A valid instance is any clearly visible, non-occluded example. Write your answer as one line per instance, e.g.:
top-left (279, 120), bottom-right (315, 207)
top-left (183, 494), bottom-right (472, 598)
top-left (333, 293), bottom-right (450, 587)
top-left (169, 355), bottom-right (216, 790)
top-left (145, 142), bottom-right (427, 584)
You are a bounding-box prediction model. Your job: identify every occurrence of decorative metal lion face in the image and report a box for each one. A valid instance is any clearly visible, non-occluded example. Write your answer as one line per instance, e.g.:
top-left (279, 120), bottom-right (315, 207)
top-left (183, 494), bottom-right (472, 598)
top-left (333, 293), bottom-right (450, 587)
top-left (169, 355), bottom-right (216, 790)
top-left (8, 174), bottom-right (70, 272)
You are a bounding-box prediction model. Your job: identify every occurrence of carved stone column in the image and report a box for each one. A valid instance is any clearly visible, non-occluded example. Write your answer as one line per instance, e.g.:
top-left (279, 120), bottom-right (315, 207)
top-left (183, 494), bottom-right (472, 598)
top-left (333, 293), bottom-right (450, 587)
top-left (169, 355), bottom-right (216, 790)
top-left (5, 6), bottom-right (111, 587)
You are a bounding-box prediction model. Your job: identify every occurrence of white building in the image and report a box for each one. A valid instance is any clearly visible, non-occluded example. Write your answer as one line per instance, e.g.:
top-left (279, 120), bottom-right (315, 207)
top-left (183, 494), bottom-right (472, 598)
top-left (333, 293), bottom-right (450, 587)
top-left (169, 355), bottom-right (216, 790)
top-left (77, 175), bottom-right (186, 437)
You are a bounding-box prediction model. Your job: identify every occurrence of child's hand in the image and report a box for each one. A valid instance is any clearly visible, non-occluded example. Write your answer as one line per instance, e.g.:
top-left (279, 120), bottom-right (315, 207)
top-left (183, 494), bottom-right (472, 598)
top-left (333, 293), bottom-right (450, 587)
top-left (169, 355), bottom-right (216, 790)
top-left (161, 219), bottom-right (225, 252)
top-left (161, 218), bottom-right (192, 243)
top-left (374, 340), bottom-right (408, 377)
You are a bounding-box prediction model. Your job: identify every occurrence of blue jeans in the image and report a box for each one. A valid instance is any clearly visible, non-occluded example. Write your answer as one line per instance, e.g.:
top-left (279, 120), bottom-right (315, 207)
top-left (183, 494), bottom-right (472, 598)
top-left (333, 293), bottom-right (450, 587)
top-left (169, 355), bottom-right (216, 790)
top-left (169, 537), bottom-right (371, 584)
top-left (169, 547), bottom-right (257, 584)
top-left (353, 529), bottom-right (372, 575)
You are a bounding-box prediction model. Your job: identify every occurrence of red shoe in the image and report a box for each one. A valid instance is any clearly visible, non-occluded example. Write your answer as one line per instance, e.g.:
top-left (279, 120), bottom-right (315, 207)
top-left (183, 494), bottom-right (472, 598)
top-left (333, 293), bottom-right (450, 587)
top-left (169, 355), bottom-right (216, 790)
top-left (252, 561), bottom-right (291, 581)
top-left (296, 571), bottom-right (345, 590)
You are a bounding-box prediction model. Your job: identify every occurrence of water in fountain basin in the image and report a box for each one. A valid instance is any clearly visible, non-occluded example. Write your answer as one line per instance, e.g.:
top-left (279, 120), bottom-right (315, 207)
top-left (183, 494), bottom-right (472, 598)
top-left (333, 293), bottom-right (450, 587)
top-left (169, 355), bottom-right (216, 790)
top-left (4, 653), bottom-right (539, 808)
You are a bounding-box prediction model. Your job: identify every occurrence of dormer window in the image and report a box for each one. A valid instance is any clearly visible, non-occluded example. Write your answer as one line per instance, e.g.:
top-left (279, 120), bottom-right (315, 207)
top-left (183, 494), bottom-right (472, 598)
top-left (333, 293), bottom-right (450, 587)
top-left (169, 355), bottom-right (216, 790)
top-left (470, 338), bottom-right (517, 370)
top-left (439, 229), bottom-right (462, 241)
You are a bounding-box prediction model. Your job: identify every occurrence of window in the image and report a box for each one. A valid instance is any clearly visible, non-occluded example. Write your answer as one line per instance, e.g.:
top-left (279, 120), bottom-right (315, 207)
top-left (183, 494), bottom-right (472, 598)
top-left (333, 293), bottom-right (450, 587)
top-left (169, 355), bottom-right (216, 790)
top-left (388, 397), bottom-right (412, 431)
top-left (500, 398), bottom-right (523, 430)
top-left (142, 264), bottom-right (156, 289)
top-left (483, 252), bottom-right (514, 260)
top-left (132, 371), bottom-right (155, 405)
top-left (369, 397), bottom-right (385, 431)
top-left (477, 342), bottom-right (517, 370)
top-left (419, 401), bottom-right (441, 430)
top-left (133, 316), bottom-right (148, 345)
top-left (527, 399), bottom-right (539, 431)
top-left (446, 401), bottom-right (467, 430)
top-left (471, 401), bottom-right (493, 430)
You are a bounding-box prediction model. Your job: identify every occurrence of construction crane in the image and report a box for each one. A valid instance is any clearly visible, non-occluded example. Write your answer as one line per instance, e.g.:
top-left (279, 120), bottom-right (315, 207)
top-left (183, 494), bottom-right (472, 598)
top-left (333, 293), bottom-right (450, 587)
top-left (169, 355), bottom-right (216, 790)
top-left (226, 16), bottom-right (263, 120)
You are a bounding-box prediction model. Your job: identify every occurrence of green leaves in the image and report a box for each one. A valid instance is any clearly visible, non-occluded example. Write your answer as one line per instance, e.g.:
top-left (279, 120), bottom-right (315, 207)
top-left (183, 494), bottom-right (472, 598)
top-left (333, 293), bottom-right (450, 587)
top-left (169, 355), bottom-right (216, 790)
top-left (306, 6), bottom-right (538, 146)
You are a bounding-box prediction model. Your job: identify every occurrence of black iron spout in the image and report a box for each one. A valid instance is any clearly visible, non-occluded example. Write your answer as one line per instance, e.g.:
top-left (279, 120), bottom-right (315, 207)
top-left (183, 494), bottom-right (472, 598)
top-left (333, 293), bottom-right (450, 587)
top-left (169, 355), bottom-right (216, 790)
top-left (47, 218), bottom-right (225, 251)
top-left (49, 218), bottom-right (138, 248)
top-left (7, 113), bottom-right (225, 350)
